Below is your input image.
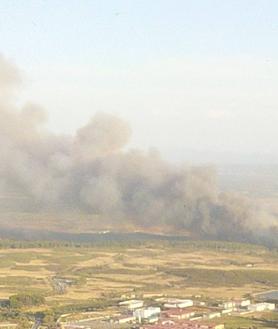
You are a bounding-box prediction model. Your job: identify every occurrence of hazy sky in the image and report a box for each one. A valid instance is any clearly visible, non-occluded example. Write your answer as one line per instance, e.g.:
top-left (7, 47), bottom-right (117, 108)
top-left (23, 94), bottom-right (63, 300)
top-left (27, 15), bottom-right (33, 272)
top-left (1, 0), bottom-right (278, 164)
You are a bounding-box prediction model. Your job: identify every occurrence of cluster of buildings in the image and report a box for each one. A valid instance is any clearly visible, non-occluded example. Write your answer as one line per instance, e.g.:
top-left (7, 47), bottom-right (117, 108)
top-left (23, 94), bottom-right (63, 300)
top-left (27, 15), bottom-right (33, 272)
top-left (113, 299), bottom-right (196, 325)
top-left (219, 299), bottom-right (276, 315)
top-left (62, 295), bottom-right (277, 329)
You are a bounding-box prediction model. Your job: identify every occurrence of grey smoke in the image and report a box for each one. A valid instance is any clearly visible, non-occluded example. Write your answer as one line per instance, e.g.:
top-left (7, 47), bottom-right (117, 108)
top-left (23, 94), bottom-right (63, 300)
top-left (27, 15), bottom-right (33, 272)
top-left (0, 55), bottom-right (277, 244)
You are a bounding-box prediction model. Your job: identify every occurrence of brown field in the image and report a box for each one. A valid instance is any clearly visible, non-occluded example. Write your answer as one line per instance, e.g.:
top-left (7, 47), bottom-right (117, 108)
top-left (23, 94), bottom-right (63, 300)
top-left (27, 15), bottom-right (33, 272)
top-left (0, 240), bottom-right (276, 309)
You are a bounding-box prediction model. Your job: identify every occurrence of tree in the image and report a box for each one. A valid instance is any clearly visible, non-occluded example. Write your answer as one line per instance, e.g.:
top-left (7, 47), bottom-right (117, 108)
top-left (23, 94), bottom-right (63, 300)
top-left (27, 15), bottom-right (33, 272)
top-left (9, 292), bottom-right (45, 308)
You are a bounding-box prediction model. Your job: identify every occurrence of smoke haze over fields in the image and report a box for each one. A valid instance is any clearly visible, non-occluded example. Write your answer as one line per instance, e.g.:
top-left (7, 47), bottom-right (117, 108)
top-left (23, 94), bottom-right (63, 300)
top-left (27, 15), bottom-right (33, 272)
top-left (0, 56), bottom-right (277, 245)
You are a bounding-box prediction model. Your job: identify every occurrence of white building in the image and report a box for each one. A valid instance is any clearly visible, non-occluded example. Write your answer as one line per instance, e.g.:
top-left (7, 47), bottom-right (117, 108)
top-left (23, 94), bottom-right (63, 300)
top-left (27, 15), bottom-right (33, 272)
top-left (247, 303), bottom-right (275, 312)
top-left (164, 299), bottom-right (193, 309)
top-left (219, 301), bottom-right (236, 309)
top-left (119, 299), bottom-right (144, 310)
top-left (134, 307), bottom-right (161, 323)
top-left (203, 312), bottom-right (221, 319)
top-left (221, 309), bottom-right (233, 315)
top-left (234, 299), bottom-right (251, 308)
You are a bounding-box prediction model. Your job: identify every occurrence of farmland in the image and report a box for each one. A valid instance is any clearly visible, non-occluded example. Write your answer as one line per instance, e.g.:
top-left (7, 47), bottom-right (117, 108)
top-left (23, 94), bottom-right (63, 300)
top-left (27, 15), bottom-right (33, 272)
top-left (0, 240), bottom-right (276, 308)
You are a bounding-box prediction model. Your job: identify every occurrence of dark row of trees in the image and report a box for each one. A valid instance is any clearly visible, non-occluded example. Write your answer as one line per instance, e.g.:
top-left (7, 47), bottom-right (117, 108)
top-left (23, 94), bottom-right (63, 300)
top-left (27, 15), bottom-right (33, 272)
top-left (0, 238), bottom-right (275, 252)
top-left (9, 292), bottom-right (45, 308)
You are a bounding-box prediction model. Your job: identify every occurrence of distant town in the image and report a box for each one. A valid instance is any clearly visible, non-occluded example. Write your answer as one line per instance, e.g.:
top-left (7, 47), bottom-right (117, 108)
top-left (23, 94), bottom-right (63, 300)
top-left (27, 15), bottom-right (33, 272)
top-left (58, 291), bottom-right (277, 329)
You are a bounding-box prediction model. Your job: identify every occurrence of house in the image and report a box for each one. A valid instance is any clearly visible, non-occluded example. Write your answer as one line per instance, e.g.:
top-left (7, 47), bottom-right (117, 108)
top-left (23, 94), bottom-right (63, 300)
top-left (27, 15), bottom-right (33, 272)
top-left (164, 299), bottom-right (193, 309)
top-left (134, 307), bottom-right (161, 323)
top-left (247, 302), bottom-right (275, 312)
top-left (119, 299), bottom-right (144, 310)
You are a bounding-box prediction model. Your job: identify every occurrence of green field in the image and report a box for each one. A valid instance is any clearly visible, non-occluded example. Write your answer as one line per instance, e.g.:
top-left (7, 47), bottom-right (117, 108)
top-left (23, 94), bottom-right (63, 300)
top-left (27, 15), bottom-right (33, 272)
top-left (211, 313), bottom-right (278, 329)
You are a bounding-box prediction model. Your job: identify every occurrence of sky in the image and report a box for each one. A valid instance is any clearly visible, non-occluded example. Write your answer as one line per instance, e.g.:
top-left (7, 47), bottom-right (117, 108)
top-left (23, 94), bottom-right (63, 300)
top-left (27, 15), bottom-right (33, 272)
top-left (0, 0), bottom-right (278, 164)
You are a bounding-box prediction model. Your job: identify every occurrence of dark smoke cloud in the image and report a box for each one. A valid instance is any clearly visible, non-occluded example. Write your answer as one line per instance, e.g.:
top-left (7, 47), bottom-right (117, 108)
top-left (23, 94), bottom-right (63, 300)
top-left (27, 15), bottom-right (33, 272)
top-left (0, 56), bottom-right (277, 245)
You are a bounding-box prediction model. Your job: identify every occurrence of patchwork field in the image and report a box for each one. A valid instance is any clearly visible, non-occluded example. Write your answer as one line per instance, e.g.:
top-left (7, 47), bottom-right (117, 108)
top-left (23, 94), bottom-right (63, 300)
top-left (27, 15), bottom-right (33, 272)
top-left (0, 240), bottom-right (277, 310)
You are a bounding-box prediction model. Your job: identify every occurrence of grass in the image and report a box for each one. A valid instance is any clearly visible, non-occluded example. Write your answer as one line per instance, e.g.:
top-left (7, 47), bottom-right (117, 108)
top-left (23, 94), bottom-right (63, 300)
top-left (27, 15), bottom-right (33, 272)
top-left (160, 268), bottom-right (278, 287)
top-left (212, 313), bottom-right (278, 329)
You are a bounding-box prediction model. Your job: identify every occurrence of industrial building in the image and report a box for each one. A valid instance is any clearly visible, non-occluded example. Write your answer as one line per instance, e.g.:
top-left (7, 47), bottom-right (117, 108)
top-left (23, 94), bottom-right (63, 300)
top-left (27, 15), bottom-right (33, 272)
top-left (134, 307), bottom-right (161, 323)
top-left (119, 299), bottom-right (144, 310)
top-left (247, 302), bottom-right (275, 312)
top-left (164, 299), bottom-right (193, 309)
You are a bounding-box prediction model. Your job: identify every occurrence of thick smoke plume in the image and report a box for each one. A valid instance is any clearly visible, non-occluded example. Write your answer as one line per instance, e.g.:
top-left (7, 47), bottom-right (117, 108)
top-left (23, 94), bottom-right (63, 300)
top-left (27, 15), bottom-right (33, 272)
top-left (0, 56), bottom-right (277, 245)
